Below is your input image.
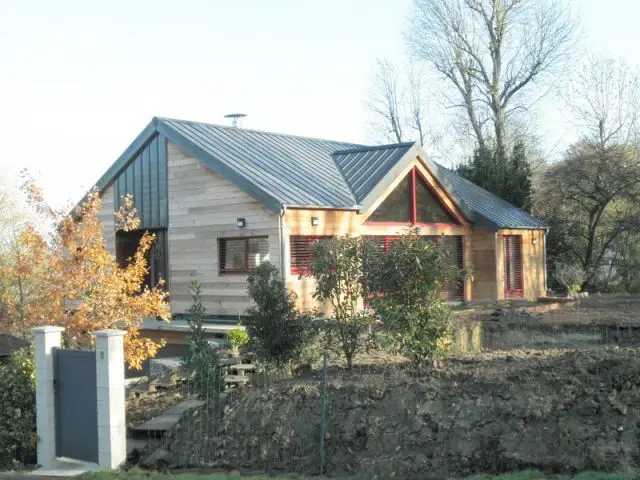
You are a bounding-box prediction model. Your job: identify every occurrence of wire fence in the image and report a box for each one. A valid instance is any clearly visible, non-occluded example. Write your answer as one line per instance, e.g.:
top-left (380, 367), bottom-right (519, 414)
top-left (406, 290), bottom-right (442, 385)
top-left (127, 301), bottom-right (640, 478)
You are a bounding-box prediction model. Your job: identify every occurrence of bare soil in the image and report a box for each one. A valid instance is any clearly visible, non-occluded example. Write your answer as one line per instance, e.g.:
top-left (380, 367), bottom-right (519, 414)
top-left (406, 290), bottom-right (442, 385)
top-left (535, 294), bottom-right (640, 327)
top-left (133, 296), bottom-right (640, 478)
top-left (460, 294), bottom-right (640, 328)
top-left (163, 347), bottom-right (640, 479)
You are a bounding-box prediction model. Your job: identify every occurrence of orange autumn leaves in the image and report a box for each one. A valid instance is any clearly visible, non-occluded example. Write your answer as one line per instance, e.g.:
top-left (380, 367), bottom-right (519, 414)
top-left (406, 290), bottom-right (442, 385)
top-left (0, 184), bottom-right (170, 370)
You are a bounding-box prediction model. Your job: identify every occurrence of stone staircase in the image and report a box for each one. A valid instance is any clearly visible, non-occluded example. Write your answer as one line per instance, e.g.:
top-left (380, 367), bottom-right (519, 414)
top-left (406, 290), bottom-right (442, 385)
top-left (126, 353), bottom-right (257, 461)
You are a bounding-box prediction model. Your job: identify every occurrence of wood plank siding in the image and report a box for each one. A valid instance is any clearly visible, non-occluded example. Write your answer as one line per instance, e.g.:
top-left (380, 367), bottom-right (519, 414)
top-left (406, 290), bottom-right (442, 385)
top-left (98, 184), bottom-right (116, 255)
top-left (496, 229), bottom-right (546, 301)
top-left (166, 142), bottom-right (280, 316)
top-left (470, 228), bottom-right (498, 301)
top-left (95, 143), bottom-right (546, 317)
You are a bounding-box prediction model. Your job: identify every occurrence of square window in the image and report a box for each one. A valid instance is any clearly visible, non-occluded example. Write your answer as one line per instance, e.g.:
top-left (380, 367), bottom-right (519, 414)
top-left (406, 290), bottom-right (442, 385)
top-left (219, 236), bottom-right (269, 274)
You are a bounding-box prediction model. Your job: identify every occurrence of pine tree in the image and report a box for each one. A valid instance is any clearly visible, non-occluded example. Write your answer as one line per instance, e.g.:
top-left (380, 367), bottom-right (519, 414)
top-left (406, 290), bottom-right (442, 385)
top-left (457, 141), bottom-right (532, 213)
top-left (183, 281), bottom-right (222, 402)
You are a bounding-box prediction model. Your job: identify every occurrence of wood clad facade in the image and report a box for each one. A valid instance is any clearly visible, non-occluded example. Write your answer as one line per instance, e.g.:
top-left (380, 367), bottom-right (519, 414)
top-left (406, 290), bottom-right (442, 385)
top-left (98, 183), bottom-right (116, 255)
top-left (165, 142), bottom-right (280, 316)
top-left (496, 229), bottom-right (546, 301)
top-left (95, 140), bottom-right (547, 317)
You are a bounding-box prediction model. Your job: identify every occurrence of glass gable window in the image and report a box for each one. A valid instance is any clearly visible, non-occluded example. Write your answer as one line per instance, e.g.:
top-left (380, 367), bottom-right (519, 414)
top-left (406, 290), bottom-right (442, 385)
top-left (367, 174), bottom-right (411, 223)
top-left (367, 167), bottom-right (458, 225)
top-left (416, 177), bottom-right (456, 223)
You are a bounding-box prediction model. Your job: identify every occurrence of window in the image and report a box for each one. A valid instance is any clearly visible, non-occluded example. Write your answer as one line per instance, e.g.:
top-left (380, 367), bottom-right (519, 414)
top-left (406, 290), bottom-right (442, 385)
top-left (219, 236), bottom-right (269, 274)
top-left (504, 235), bottom-right (523, 298)
top-left (364, 235), bottom-right (464, 301)
top-left (366, 167), bottom-right (458, 225)
top-left (416, 175), bottom-right (456, 223)
top-left (367, 175), bottom-right (411, 223)
top-left (290, 236), bottom-right (333, 274)
top-left (440, 235), bottom-right (465, 300)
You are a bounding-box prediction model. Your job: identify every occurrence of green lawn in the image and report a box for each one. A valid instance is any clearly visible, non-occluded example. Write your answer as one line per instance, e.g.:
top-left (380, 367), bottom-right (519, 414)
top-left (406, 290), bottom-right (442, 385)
top-left (79, 470), bottom-right (300, 480)
top-left (79, 469), bottom-right (639, 480)
top-left (466, 470), bottom-right (638, 480)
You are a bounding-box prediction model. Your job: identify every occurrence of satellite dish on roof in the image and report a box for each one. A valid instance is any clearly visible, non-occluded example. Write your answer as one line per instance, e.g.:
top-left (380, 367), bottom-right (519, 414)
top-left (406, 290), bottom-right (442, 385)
top-left (224, 113), bottom-right (247, 128)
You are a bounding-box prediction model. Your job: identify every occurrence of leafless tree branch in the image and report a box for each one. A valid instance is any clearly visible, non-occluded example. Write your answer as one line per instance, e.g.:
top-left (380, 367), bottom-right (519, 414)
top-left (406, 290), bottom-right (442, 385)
top-left (408, 0), bottom-right (576, 152)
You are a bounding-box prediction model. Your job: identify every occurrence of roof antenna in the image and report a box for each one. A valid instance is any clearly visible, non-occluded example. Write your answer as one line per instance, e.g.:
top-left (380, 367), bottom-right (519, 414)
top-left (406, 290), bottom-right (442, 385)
top-left (224, 113), bottom-right (247, 128)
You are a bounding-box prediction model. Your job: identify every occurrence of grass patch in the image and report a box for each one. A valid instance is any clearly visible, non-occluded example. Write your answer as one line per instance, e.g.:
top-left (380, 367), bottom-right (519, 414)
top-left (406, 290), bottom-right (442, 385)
top-left (466, 470), bottom-right (545, 480)
top-left (572, 473), bottom-right (639, 480)
top-left (79, 469), bottom-right (317, 480)
top-left (465, 472), bottom-right (638, 480)
top-left (80, 469), bottom-right (640, 480)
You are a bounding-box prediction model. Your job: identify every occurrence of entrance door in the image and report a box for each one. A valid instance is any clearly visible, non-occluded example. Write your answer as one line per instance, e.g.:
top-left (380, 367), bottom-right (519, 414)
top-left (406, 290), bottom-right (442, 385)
top-left (54, 349), bottom-right (98, 462)
top-left (504, 235), bottom-right (523, 298)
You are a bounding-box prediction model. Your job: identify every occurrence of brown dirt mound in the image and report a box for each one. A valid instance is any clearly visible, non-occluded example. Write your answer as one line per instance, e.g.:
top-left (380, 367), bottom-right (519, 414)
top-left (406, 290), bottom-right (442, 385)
top-left (164, 348), bottom-right (640, 479)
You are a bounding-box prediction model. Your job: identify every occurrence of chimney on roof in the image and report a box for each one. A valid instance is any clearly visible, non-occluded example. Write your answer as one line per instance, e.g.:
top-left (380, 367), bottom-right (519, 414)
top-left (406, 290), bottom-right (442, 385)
top-left (224, 113), bottom-right (247, 128)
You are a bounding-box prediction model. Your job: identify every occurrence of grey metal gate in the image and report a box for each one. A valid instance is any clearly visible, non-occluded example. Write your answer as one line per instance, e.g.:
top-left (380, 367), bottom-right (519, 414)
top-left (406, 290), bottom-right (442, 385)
top-left (54, 349), bottom-right (98, 462)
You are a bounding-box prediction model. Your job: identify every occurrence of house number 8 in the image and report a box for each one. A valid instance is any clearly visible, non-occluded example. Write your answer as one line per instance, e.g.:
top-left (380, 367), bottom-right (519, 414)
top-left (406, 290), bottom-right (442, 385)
top-left (100, 351), bottom-right (104, 360)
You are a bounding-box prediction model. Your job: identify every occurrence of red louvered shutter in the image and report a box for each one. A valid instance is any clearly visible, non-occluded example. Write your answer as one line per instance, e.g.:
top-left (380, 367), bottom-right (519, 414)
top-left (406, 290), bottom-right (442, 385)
top-left (504, 235), bottom-right (523, 298)
top-left (289, 236), bottom-right (333, 274)
top-left (441, 235), bottom-right (464, 301)
top-left (363, 234), bottom-right (464, 302)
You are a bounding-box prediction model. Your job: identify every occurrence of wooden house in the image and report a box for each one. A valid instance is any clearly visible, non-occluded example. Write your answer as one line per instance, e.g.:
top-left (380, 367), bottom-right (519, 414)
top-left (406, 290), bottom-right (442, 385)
top-left (91, 117), bottom-right (547, 334)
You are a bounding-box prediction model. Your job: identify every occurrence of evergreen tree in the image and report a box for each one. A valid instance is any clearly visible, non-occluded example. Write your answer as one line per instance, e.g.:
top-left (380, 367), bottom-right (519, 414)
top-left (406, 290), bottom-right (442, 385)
top-left (183, 281), bottom-right (222, 402)
top-left (457, 141), bottom-right (532, 213)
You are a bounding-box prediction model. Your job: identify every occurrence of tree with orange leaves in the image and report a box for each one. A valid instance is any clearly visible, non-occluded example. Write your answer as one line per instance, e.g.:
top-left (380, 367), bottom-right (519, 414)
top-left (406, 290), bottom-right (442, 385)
top-left (0, 178), bottom-right (170, 369)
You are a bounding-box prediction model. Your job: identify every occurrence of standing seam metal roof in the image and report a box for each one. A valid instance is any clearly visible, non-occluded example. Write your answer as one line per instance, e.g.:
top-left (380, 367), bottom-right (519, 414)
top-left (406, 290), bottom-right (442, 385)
top-left (161, 118), bottom-right (361, 208)
top-left (333, 143), bottom-right (415, 203)
top-left (95, 117), bottom-right (545, 229)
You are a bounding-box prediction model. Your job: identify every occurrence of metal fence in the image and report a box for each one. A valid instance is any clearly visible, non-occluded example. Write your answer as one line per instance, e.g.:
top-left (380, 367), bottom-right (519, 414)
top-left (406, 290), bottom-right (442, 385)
top-left (127, 308), bottom-right (640, 478)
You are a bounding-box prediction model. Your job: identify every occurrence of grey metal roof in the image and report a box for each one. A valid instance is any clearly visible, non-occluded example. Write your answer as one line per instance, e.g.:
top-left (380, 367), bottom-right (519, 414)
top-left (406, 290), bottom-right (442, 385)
top-left (333, 143), bottom-right (415, 203)
top-left (94, 117), bottom-right (545, 229)
top-left (425, 158), bottom-right (546, 229)
top-left (157, 117), bottom-right (361, 209)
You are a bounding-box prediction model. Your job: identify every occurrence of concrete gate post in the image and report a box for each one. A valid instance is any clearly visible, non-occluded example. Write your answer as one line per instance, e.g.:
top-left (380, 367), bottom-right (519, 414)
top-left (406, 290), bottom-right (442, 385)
top-left (32, 326), bottom-right (65, 469)
top-left (95, 329), bottom-right (127, 469)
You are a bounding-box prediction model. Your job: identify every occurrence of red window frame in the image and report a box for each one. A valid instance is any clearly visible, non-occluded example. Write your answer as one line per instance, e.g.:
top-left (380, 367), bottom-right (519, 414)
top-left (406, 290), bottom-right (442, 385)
top-left (503, 235), bottom-right (523, 298)
top-left (365, 167), bottom-right (460, 227)
top-left (218, 236), bottom-right (269, 275)
top-left (290, 235), bottom-right (333, 275)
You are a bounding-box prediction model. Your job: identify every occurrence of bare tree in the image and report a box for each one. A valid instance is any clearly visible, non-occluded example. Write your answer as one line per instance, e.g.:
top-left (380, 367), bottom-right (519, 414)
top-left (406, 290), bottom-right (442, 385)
top-left (538, 57), bottom-right (640, 288)
top-left (409, 0), bottom-right (575, 152)
top-left (367, 58), bottom-right (437, 147)
top-left (568, 55), bottom-right (640, 147)
top-left (367, 59), bottom-right (407, 144)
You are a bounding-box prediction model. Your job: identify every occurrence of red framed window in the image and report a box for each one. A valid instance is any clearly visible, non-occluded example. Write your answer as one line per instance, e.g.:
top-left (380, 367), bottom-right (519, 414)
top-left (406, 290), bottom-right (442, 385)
top-left (364, 235), bottom-right (464, 301)
top-left (366, 167), bottom-right (459, 225)
top-left (290, 236), bottom-right (333, 275)
top-left (503, 235), bottom-right (523, 298)
top-left (218, 236), bottom-right (269, 274)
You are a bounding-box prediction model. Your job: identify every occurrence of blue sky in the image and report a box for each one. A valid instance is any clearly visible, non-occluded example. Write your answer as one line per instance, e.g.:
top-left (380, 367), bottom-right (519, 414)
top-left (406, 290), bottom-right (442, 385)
top-left (1, 0), bottom-right (639, 208)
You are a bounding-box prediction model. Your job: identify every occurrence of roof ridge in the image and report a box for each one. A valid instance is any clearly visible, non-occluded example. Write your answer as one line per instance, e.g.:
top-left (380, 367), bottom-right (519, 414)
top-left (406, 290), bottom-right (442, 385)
top-left (155, 116), bottom-right (365, 148)
top-left (331, 141), bottom-right (416, 156)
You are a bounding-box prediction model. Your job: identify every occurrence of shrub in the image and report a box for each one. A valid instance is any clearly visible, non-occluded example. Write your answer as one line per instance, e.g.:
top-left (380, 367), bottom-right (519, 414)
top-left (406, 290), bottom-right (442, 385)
top-left (366, 229), bottom-right (459, 367)
top-left (0, 345), bottom-right (37, 468)
top-left (183, 281), bottom-right (222, 402)
top-left (245, 262), bottom-right (314, 369)
top-left (554, 262), bottom-right (586, 296)
top-left (226, 328), bottom-right (249, 353)
top-left (306, 236), bottom-right (375, 370)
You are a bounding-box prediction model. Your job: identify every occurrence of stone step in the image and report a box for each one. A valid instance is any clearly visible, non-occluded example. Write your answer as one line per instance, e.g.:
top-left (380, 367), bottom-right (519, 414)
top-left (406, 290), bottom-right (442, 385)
top-left (131, 398), bottom-right (204, 433)
top-left (224, 375), bottom-right (250, 385)
top-left (229, 363), bottom-right (256, 373)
